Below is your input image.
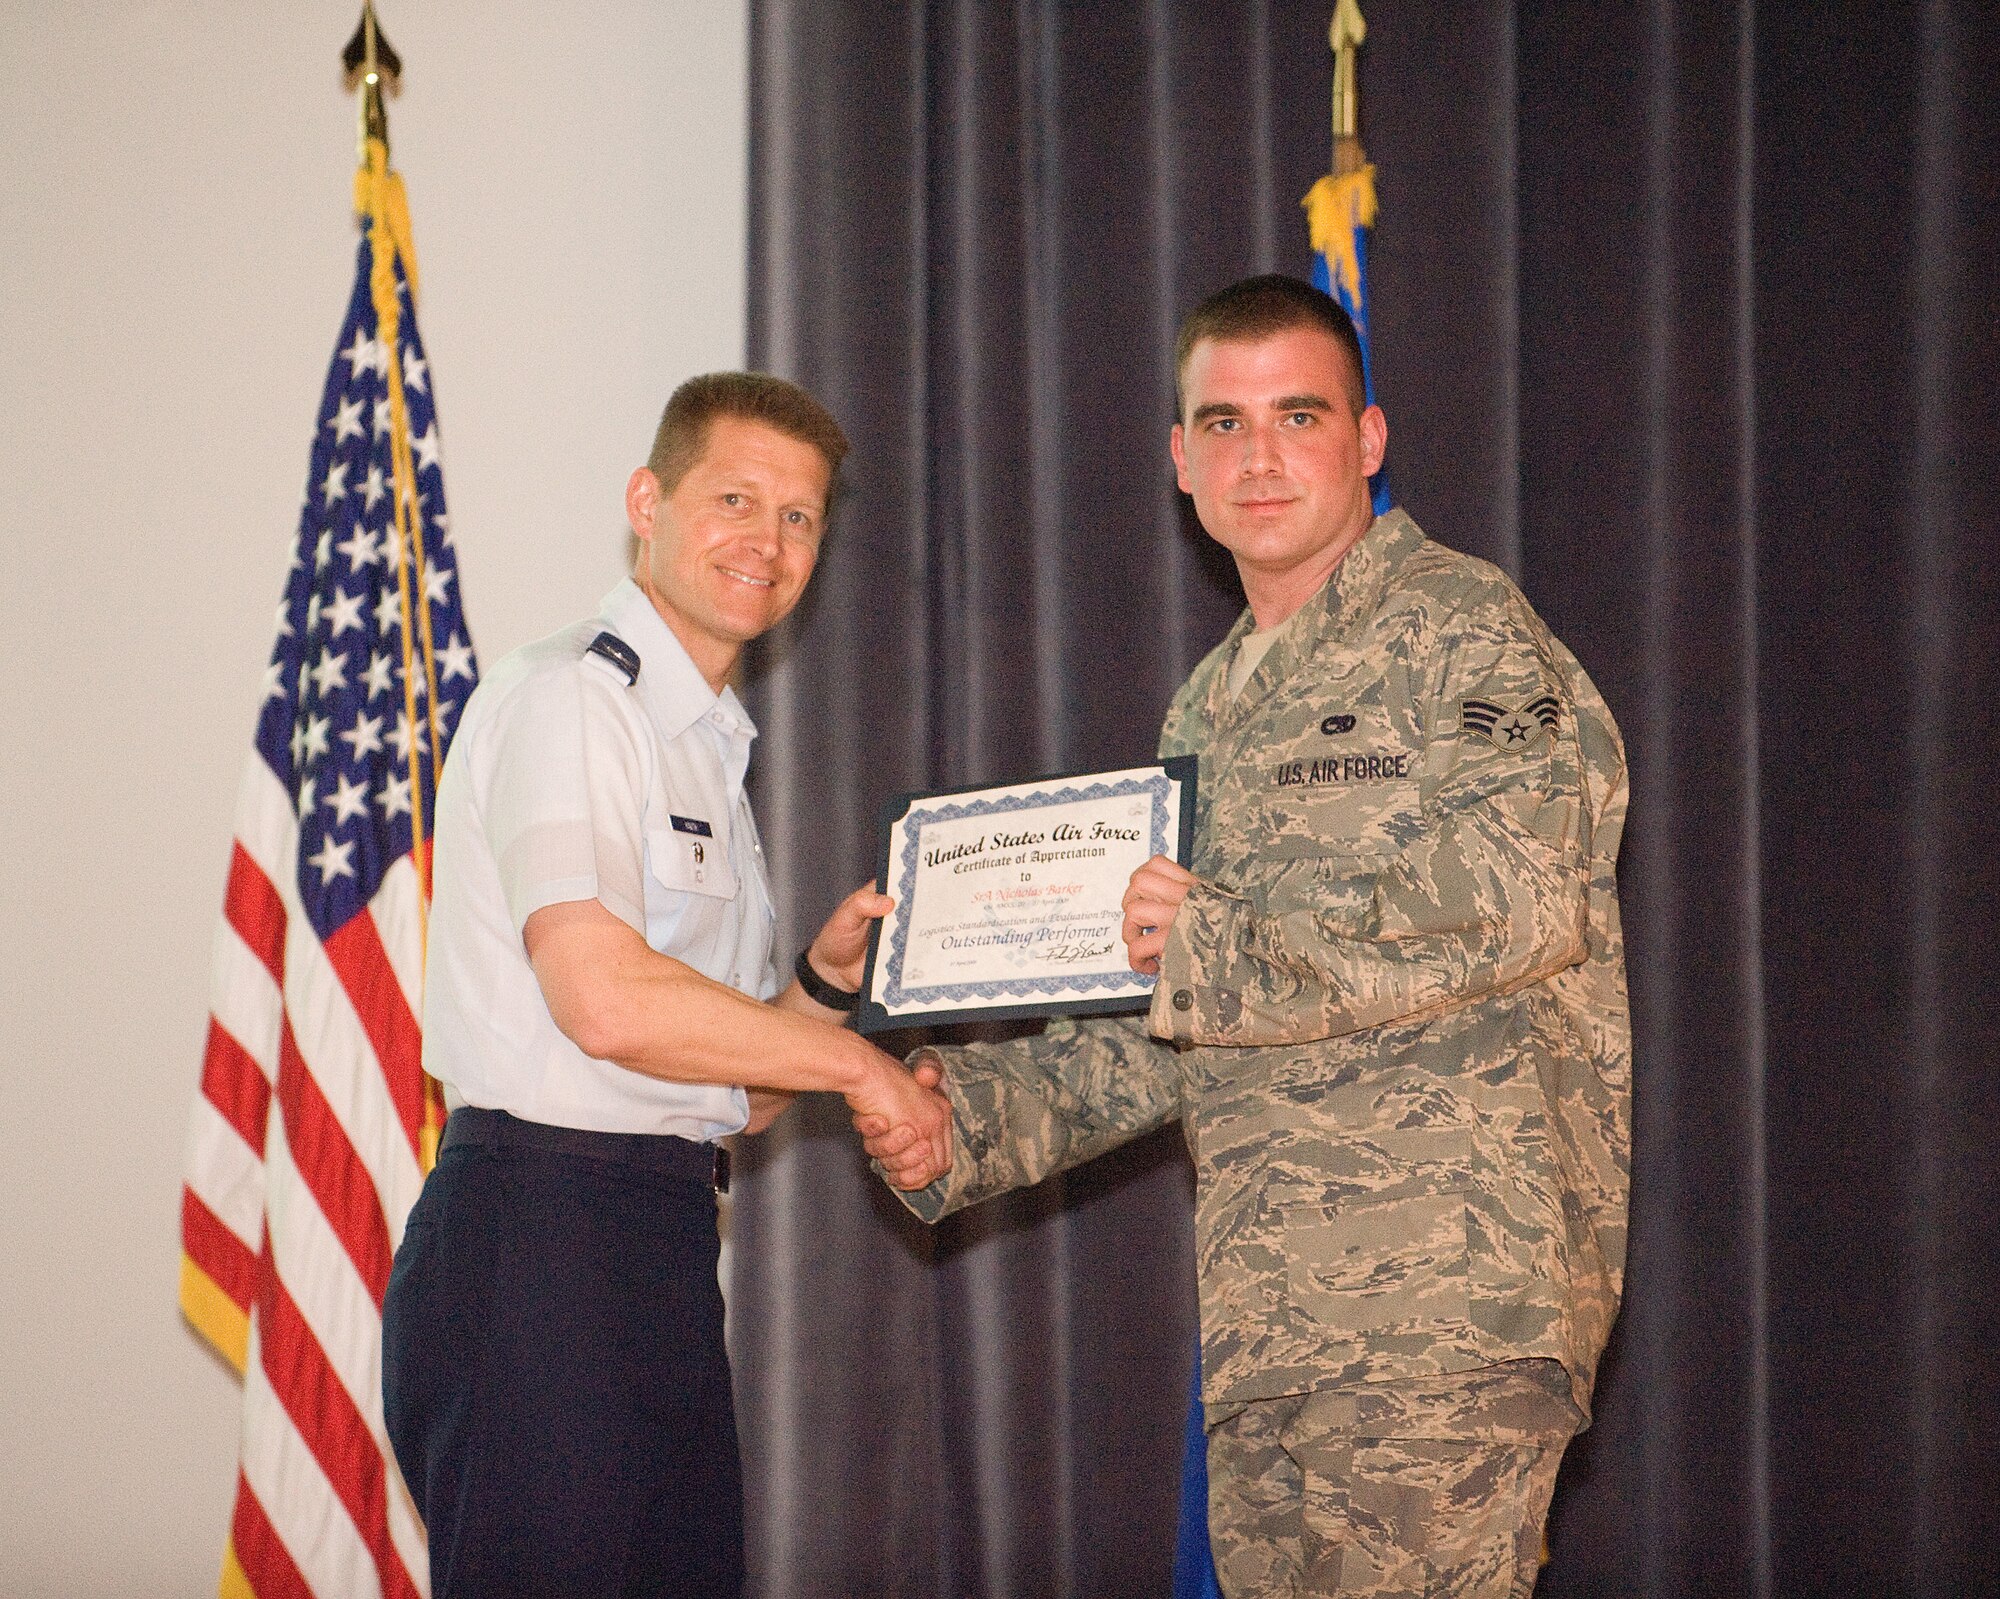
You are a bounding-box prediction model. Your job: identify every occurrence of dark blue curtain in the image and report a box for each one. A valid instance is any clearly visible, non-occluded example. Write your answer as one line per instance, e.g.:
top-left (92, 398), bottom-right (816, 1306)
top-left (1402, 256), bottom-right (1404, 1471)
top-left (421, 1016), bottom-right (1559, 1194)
top-left (730, 3), bottom-right (2000, 1594)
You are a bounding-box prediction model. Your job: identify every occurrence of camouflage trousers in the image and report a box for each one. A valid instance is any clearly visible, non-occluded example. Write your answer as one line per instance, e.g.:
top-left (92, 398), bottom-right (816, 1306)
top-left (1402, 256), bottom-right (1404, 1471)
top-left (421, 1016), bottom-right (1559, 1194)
top-left (1205, 1360), bottom-right (1580, 1599)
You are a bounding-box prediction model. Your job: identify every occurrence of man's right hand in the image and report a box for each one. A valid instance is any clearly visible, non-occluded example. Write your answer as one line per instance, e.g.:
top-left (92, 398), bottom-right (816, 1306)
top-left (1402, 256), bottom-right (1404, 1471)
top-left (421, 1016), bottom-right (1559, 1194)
top-left (1122, 854), bottom-right (1196, 976)
top-left (843, 1045), bottom-right (952, 1191)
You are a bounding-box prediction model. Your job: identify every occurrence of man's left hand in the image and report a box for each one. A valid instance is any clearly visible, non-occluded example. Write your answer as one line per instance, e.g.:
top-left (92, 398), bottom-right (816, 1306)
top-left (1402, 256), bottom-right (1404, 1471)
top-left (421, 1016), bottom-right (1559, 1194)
top-left (804, 881), bottom-right (895, 995)
top-left (1122, 855), bottom-right (1196, 976)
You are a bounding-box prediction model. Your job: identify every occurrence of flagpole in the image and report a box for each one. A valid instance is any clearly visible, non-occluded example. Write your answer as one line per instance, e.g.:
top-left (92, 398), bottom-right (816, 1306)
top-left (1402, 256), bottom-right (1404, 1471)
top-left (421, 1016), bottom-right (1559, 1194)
top-left (1302, 1), bottom-right (1388, 509)
top-left (1330, 0), bottom-right (1368, 174)
top-left (344, 2), bottom-right (400, 160)
top-left (344, 3), bottom-right (437, 902)
top-left (343, 3), bottom-right (450, 1164)
top-left (1303, 1), bottom-right (1378, 339)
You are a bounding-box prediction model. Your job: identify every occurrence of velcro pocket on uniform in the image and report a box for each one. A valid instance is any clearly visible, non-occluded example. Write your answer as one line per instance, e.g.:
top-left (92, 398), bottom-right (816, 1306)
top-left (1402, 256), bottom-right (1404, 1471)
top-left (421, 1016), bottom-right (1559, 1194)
top-left (645, 826), bottom-right (737, 900)
top-left (1252, 767), bottom-right (1422, 863)
top-left (1282, 1127), bottom-right (1472, 1335)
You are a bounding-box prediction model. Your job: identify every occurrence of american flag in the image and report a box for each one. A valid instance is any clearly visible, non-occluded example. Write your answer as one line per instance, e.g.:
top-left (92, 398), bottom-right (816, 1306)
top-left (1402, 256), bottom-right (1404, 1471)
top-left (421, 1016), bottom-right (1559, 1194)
top-left (181, 170), bottom-right (474, 1599)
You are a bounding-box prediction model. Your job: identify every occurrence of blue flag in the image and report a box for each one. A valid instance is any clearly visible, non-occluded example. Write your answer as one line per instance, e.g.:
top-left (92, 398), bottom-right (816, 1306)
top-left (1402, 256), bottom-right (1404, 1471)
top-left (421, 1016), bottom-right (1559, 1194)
top-left (1306, 164), bottom-right (1390, 512)
top-left (1172, 1339), bottom-right (1225, 1599)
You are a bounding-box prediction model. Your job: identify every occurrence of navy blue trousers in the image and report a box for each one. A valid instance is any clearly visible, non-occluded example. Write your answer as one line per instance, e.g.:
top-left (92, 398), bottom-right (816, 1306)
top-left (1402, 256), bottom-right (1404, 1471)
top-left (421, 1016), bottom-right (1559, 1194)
top-left (383, 1114), bottom-right (743, 1598)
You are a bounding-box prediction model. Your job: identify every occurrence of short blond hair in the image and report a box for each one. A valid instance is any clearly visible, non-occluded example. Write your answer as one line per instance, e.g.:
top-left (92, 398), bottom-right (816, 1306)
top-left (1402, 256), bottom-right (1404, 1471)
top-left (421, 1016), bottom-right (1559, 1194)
top-left (645, 372), bottom-right (849, 502)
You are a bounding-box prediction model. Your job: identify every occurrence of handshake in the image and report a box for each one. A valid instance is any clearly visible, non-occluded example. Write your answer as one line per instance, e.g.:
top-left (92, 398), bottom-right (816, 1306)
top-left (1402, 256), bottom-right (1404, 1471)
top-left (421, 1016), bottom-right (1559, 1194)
top-left (842, 1045), bottom-right (951, 1192)
top-left (776, 882), bottom-right (953, 1192)
top-left (775, 853), bottom-right (1200, 1193)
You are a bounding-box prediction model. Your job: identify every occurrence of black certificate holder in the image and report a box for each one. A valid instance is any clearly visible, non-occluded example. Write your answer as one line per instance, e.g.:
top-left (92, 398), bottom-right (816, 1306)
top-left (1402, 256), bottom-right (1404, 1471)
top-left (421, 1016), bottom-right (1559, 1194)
top-left (854, 755), bottom-right (1198, 1037)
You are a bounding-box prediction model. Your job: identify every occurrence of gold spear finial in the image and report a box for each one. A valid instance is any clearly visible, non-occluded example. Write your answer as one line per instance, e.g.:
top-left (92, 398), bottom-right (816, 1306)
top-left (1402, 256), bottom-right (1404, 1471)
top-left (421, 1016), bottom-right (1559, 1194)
top-left (342, 3), bottom-right (403, 160)
top-left (1330, 0), bottom-right (1368, 175)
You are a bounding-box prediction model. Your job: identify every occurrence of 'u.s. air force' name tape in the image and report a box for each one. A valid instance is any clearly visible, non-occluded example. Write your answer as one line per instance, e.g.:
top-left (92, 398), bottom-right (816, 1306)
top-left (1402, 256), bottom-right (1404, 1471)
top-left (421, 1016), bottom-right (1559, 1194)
top-left (1274, 752), bottom-right (1413, 786)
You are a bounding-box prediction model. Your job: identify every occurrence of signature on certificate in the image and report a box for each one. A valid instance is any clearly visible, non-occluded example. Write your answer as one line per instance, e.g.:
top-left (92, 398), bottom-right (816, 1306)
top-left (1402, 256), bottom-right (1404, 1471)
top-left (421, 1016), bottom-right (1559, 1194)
top-left (1043, 940), bottom-right (1116, 964)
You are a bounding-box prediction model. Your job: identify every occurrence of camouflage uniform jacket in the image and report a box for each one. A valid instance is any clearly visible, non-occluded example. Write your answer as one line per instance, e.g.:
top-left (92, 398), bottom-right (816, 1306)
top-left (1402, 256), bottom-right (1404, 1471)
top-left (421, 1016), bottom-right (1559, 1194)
top-left (899, 509), bottom-right (1631, 1417)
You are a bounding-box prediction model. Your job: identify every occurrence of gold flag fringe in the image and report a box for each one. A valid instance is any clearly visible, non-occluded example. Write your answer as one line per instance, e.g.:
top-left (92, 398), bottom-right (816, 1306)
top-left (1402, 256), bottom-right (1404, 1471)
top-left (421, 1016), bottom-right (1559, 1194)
top-left (355, 135), bottom-right (448, 1170)
top-left (1301, 166), bottom-right (1379, 312)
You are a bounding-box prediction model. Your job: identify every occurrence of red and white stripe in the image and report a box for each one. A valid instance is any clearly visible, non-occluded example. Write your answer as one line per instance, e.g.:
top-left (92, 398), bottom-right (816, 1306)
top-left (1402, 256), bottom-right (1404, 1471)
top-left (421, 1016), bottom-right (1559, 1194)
top-left (184, 755), bottom-right (431, 1599)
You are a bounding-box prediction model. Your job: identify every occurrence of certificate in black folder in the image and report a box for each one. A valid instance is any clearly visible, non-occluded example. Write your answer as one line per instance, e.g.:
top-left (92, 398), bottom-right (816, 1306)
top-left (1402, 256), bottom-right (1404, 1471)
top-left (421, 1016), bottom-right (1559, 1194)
top-left (856, 758), bottom-right (1198, 1035)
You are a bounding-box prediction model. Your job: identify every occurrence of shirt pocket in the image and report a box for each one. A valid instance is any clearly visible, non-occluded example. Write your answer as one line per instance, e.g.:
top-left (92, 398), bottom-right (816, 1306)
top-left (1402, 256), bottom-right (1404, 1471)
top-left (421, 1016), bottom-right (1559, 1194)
top-left (1230, 769), bottom-right (1419, 930)
top-left (644, 826), bottom-right (738, 960)
top-left (1281, 1125), bottom-right (1472, 1336)
top-left (1251, 769), bottom-right (1422, 864)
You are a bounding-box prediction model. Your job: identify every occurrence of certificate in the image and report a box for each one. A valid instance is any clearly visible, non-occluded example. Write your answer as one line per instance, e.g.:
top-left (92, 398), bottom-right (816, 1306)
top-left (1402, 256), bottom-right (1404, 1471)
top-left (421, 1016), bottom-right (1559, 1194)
top-left (856, 758), bottom-right (1197, 1034)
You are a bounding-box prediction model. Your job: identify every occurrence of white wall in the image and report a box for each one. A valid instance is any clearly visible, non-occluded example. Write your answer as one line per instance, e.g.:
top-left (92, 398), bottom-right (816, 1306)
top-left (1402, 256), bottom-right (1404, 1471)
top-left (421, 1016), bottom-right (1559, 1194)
top-left (0, 4), bottom-right (748, 1591)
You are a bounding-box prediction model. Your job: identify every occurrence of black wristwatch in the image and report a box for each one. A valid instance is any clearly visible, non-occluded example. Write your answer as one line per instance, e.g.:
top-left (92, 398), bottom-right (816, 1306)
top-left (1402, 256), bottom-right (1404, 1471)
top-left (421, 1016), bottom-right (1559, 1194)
top-left (794, 947), bottom-right (861, 1012)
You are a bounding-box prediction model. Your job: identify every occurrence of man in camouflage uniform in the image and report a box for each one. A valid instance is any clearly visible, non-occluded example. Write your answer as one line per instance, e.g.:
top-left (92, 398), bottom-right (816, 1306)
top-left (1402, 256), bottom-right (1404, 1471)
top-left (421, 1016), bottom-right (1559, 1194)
top-left (864, 275), bottom-right (1630, 1597)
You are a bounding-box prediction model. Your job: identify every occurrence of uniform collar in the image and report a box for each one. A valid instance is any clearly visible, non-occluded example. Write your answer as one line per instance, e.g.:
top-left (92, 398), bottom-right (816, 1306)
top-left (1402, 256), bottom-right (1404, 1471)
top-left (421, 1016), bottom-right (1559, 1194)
top-left (1297, 507), bottom-right (1425, 654)
top-left (597, 578), bottom-right (759, 746)
top-left (1204, 509), bottom-right (1426, 727)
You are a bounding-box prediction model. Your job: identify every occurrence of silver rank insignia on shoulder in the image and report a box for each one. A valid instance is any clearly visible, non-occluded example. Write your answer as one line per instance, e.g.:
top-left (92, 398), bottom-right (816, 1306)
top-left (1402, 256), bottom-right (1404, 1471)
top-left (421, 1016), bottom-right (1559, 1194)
top-left (1461, 694), bottom-right (1561, 750)
top-left (584, 631), bottom-right (641, 684)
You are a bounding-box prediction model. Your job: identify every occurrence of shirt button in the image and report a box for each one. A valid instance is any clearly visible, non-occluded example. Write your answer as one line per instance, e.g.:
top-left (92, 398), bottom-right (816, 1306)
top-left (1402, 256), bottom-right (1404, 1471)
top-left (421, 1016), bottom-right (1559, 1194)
top-left (1172, 989), bottom-right (1193, 1011)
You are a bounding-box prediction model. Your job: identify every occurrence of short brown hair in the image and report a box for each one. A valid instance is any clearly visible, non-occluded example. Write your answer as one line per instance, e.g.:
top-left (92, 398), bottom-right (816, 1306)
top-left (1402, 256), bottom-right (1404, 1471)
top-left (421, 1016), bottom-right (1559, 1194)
top-left (1173, 274), bottom-right (1368, 419)
top-left (645, 371), bottom-right (850, 501)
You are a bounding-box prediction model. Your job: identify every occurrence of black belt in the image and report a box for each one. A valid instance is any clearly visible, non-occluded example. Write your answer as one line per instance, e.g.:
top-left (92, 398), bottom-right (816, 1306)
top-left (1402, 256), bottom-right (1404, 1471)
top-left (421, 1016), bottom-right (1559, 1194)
top-left (441, 1106), bottom-right (730, 1192)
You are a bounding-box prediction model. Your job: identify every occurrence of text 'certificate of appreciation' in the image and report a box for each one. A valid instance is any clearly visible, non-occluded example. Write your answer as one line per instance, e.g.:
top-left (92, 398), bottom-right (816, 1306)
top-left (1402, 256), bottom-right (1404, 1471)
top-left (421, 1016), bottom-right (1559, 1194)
top-left (856, 758), bottom-right (1197, 1034)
